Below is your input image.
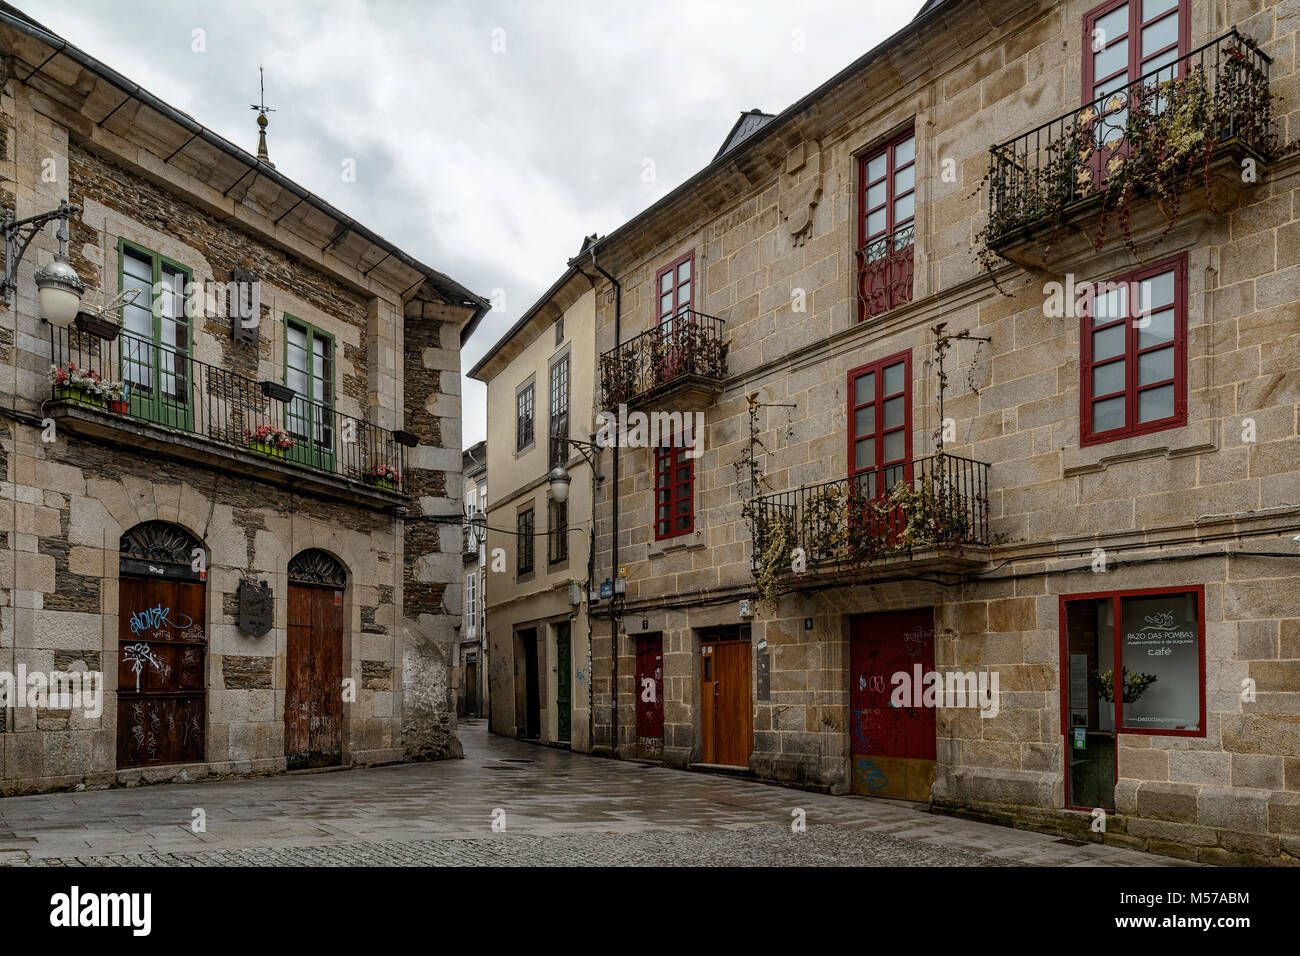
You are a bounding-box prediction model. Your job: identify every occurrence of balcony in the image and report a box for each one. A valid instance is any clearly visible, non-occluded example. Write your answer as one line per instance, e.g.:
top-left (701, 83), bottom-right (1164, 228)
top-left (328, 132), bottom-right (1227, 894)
top-left (599, 309), bottom-right (727, 412)
top-left (857, 223), bottom-right (914, 321)
top-left (48, 326), bottom-right (407, 508)
top-left (752, 453), bottom-right (992, 584)
top-left (987, 30), bottom-right (1273, 268)
top-left (463, 525), bottom-right (480, 558)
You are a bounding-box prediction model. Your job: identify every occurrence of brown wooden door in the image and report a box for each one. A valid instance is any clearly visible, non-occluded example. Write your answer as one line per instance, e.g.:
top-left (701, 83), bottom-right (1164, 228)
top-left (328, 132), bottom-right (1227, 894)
top-left (117, 575), bottom-right (206, 768)
top-left (700, 637), bottom-right (752, 767)
top-left (285, 582), bottom-right (344, 768)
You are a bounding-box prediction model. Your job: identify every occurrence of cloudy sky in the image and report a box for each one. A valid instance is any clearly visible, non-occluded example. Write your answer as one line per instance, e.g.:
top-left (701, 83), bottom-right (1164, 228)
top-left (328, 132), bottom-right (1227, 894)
top-left (20, 0), bottom-right (922, 447)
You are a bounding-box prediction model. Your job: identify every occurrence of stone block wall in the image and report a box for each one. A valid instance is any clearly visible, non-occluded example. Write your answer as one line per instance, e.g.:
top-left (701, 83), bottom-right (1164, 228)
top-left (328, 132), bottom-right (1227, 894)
top-left (0, 58), bottom-right (470, 790)
top-left (586, 0), bottom-right (1300, 861)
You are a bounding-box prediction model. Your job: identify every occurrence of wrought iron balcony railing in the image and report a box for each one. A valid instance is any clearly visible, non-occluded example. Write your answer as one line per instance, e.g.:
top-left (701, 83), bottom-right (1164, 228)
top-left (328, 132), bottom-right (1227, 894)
top-left (49, 326), bottom-right (406, 489)
top-left (599, 309), bottom-right (727, 408)
top-left (987, 29), bottom-right (1273, 246)
top-left (752, 454), bottom-right (990, 570)
top-left (857, 222), bottom-right (914, 320)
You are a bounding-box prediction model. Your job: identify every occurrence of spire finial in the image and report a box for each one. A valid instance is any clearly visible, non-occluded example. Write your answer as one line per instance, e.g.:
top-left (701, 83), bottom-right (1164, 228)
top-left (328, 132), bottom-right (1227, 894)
top-left (250, 66), bottom-right (276, 167)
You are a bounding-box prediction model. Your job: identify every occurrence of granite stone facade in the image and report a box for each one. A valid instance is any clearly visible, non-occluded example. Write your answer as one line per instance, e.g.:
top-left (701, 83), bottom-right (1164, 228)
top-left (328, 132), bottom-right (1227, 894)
top-left (0, 20), bottom-right (483, 793)
top-left (579, 0), bottom-right (1300, 863)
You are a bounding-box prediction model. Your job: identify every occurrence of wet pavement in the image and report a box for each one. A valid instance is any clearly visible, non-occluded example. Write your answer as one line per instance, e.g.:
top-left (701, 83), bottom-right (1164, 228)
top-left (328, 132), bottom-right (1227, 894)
top-left (0, 719), bottom-right (1195, 866)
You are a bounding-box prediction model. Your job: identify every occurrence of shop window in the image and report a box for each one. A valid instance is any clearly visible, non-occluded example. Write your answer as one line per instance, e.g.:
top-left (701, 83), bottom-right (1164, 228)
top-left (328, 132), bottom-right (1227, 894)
top-left (1061, 586), bottom-right (1205, 810)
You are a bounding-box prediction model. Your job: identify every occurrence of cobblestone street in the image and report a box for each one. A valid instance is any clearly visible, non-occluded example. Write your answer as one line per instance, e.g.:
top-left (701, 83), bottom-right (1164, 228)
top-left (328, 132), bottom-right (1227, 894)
top-left (0, 720), bottom-right (1193, 867)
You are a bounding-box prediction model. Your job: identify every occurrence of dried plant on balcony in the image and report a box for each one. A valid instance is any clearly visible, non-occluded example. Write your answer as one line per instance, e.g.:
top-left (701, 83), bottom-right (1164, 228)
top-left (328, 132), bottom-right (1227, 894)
top-left (878, 475), bottom-right (977, 552)
top-left (599, 350), bottom-right (637, 408)
top-left (977, 33), bottom-right (1282, 274)
top-left (755, 511), bottom-right (794, 611)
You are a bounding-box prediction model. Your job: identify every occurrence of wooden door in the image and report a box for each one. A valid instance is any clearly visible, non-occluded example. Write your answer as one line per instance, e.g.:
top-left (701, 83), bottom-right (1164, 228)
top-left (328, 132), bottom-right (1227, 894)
top-left (285, 582), bottom-right (344, 768)
top-left (850, 609), bottom-right (936, 801)
top-left (522, 630), bottom-right (541, 739)
top-left (635, 634), bottom-right (664, 758)
top-left (700, 636), bottom-right (752, 767)
top-left (556, 627), bottom-right (571, 743)
top-left (464, 658), bottom-right (478, 717)
top-left (117, 575), bottom-right (206, 767)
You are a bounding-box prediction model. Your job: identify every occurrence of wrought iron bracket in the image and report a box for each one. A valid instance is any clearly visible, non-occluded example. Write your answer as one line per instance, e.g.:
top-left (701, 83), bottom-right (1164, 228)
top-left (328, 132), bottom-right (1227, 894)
top-left (554, 436), bottom-right (605, 482)
top-left (2, 200), bottom-right (81, 309)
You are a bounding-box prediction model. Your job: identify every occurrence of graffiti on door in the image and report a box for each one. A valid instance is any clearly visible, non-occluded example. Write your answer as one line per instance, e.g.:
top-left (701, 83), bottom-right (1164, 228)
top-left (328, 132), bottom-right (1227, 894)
top-left (128, 605), bottom-right (193, 637)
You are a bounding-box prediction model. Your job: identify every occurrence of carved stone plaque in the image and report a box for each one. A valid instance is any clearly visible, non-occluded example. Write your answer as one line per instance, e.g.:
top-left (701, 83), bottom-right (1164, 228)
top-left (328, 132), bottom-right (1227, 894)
top-left (238, 579), bottom-right (273, 637)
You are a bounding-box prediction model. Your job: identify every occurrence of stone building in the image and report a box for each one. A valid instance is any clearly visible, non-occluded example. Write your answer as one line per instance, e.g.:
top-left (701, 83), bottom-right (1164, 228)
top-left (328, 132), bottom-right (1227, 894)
top-left (568, 0), bottom-right (1300, 863)
top-left (470, 262), bottom-right (597, 753)
top-left (456, 440), bottom-right (486, 717)
top-left (0, 8), bottom-right (485, 792)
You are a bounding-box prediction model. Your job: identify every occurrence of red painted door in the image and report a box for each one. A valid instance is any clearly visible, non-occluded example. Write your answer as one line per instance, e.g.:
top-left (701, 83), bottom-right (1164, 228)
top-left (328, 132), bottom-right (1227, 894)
top-left (635, 634), bottom-right (664, 757)
top-left (850, 609), bottom-right (936, 801)
top-left (286, 582), bottom-right (344, 768)
top-left (117, 575), bottom-right (206, 767)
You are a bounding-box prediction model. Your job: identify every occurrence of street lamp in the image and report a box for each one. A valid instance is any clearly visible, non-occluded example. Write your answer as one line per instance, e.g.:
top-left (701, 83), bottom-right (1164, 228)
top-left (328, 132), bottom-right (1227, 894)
top-left (547, 466), bottom-right (572, 503)
top-left (547, 437), bottom-right (604, 504)
top-left (469, 508), bottom-right (487, 548)
top-left (2, 200), bottom-right (85, 325)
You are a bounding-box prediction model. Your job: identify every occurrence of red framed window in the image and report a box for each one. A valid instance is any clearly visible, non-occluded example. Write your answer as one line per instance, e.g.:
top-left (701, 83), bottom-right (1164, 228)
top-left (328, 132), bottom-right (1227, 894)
top-left (1083, 0), bottom-right (1189, 107)
top-left (1059, 586), bottom-right (1206, 810)
top-left (1079, 254), bottom-right (1186, 446)
top-left (654, 437), bottom-right (694, 539)
top-left (847, 350), bottom-right (912, 498)
top-left (656, 251), bottom-right (694, 334)
top-left (857, 131), bottom-right (915, 321)
top-left (654, 252), bottom-right (696, 387)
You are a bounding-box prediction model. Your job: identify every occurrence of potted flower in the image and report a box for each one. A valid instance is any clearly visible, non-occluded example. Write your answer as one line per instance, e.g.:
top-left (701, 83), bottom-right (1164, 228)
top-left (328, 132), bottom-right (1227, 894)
top-left (244, 424), bottom-right (295, 458)
top-left (367, 462), bottom-right (400, 490)
top-left (1090, 666), bottom-right (1158, 704)
top-left (103, 380), bottom-right (130, 414)
top-left (48, 362), bottom-right (107, 408)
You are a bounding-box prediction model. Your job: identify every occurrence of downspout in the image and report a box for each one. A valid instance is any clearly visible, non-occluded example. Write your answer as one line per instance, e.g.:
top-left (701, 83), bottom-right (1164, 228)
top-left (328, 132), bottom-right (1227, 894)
top-left (589, 247), bottom-right (621, 755)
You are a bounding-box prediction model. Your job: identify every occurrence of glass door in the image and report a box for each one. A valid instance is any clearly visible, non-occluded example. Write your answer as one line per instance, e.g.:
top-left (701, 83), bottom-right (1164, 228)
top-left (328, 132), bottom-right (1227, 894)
top-left (848, 352), bottom-right (911, 549)
top-left (120, 244), bottom-right (192, 431)
top-left (1064, 598), bottom-right (1118, 811)
top-left (284, 319), bottom-right (335, 473)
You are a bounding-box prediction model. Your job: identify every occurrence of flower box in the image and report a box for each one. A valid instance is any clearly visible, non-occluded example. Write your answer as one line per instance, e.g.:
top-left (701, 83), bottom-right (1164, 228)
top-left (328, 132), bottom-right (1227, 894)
top-left (366, 464), bottom-right (401, 490)
top-left (55, 384), bottom-right (105, 408)
top-left (249, 439), bottom-right (287, 459)
top-left (243, 424), bottom-right (295, 458)
top-left (107, 398), bottom-right (130, 414)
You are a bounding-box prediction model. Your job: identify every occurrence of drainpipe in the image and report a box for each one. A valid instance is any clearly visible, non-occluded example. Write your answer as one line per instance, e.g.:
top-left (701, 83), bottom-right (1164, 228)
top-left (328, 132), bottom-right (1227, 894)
top-left (589, 247), bottom-right (620, 755)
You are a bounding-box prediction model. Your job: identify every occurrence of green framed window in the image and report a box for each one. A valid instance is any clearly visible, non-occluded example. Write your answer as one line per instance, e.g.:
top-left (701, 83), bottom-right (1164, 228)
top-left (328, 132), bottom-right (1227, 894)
top-left (283, 316), bottom-right (335, 472)
top-left (118, 240), bottom-right (192, 431)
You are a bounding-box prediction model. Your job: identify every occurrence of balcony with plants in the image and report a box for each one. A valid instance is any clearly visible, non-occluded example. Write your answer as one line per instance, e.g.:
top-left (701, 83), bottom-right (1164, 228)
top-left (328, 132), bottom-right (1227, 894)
top-left (47, 323), bottom-right (412, 507)
top-left (599, 308), bottom-right (727, 412)
top-left (750, 453), bottom-right (992, 601)
top-left (982, 29), bottom-right (1276, 269)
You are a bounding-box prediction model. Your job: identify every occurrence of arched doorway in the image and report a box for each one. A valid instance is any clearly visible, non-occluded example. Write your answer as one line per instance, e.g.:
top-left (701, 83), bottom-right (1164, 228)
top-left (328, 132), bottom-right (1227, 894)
top-left (286, 549), bottom-right (347, 768)
top-left (117, 521), bottom-right (207, 768)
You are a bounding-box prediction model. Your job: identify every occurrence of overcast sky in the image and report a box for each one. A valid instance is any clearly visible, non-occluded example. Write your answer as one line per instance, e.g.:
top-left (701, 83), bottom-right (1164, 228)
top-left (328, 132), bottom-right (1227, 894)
top-left (20, 0), bottom-right (922, 448)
